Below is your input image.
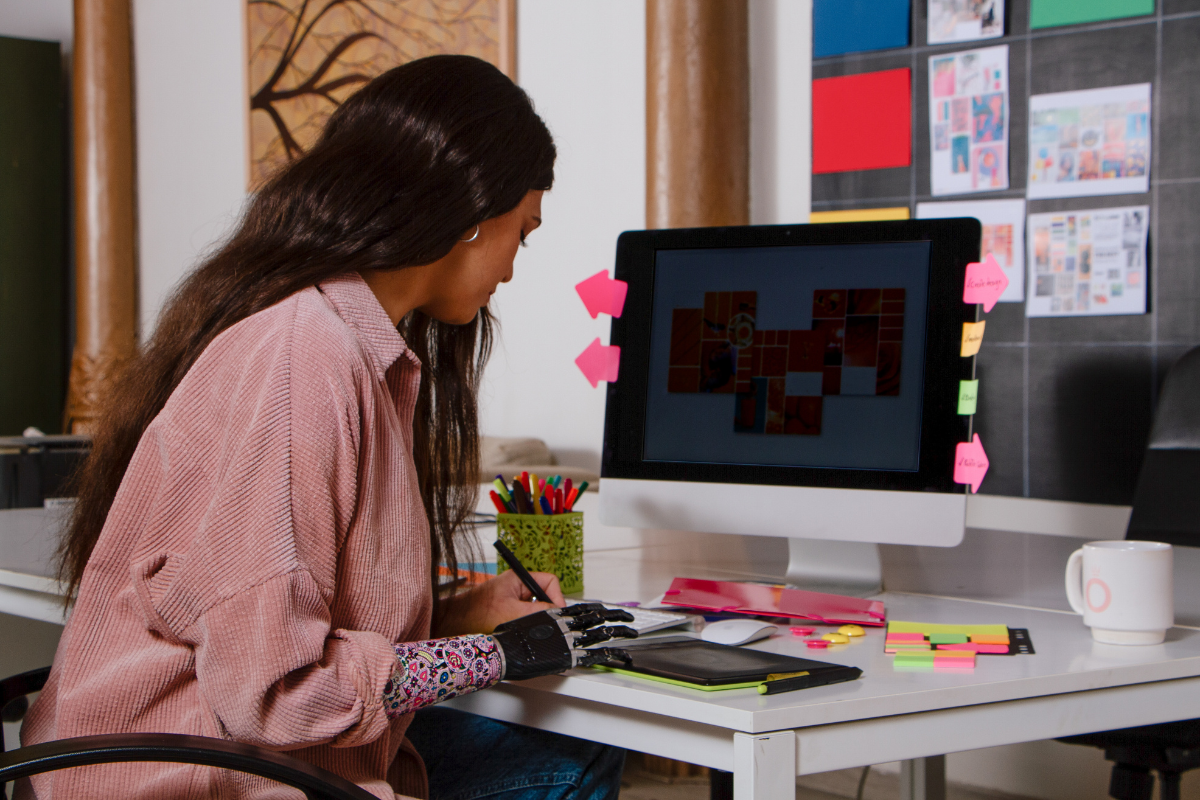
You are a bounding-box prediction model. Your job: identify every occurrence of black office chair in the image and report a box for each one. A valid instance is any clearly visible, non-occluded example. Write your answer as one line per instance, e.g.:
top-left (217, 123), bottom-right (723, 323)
top-left (1, 666), bottom-right (377, 800)
top-left (1059, 722), bottom-right (1200, 800)
top-left (1058, 345), bottom-right (1200, 800)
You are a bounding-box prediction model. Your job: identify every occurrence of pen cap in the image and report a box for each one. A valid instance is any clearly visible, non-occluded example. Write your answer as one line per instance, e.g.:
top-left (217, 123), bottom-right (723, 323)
top-left (495, 511), bottom-right (584, 596)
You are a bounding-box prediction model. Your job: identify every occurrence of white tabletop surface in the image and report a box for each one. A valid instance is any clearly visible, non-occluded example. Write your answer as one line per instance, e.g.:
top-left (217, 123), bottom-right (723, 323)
top-left (483, 591), bottom-right (1200, 735)
top-left (10, 502), bottom-right (1200, 739)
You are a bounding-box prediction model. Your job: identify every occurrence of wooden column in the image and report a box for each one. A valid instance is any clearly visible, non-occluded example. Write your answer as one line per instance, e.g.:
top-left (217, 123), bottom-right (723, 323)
top-left (646, 0), bottom-right (749, 229)
top-left (498, 0), bottom-right (518, 82)
top-left (66, 0), bottom-right (138, 433)
top-left (639, 1), bottom-right (749, 781)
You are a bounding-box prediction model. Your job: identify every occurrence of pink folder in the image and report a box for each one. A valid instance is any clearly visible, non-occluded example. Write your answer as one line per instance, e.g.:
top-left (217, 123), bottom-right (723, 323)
top-left (661, 578), bottom-right (886, 626)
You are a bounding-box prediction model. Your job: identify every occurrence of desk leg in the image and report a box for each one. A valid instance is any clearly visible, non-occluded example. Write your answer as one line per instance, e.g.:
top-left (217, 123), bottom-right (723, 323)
top-left (900, 756), bottom-right (946, 800)
top-left (732, 731), bottom-right (796, 800)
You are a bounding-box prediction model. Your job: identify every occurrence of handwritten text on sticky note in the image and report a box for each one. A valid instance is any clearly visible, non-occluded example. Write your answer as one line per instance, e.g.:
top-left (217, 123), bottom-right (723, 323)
top-left (954, 433), bottom-right (989, 493)
top-left (958, 379), bottom-right (979, 415)
top-left (575, 337), bottom-right (620, 387)
top-left (961, 321), bottom-right (986, 356)
top-left (963, 254), bottom-right (1008, 313)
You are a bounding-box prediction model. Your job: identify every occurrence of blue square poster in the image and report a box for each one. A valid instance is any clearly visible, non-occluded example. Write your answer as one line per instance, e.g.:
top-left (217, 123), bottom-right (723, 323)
top-left (814, 0), bottom-right (911, 58)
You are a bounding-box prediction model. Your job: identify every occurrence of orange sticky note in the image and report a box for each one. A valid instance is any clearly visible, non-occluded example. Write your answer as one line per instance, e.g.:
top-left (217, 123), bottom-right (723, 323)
top-left (961, 321), bottom-right (986, 356)
top-left (971, 635), bottom-right (1009, 645)
top-left (929, 649), bottom-right (975, 659)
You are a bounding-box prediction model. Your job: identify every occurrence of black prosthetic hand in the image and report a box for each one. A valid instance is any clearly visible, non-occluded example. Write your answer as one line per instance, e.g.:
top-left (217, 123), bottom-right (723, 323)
top-left (491, 603), bottom-right (638, 680)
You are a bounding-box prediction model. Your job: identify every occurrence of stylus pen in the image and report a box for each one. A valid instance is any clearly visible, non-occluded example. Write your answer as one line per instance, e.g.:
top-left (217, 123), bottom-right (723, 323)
top-left (493, 540), bottom-right (554, 604)
top-left (757, 667), bottom-right (862, 695)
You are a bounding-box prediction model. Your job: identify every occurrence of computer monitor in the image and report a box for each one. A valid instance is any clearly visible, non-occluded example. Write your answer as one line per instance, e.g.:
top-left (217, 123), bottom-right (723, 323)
top-left (599, 220), bottom-right (982, 593)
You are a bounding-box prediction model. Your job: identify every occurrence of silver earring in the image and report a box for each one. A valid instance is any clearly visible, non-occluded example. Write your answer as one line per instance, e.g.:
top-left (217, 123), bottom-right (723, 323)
top-left (461, 225), bottom-right (480, 242)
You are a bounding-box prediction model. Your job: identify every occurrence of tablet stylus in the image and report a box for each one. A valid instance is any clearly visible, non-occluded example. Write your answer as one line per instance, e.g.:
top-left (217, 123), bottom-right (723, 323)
top-left (757, 667), bottom-right (862, 695)
top-left (493, 540), bottom-right (555, 604)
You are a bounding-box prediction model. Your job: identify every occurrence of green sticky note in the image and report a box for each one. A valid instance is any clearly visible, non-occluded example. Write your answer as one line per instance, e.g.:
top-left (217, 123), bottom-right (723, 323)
top-left (888, 621), bottom-right (1009, 637)
top-left (958, 380), bottom-right (979, 415)
top-left (1031, 0), bottom-right (1153, 28)
top-left (929, 633), bottom-right (968, 645)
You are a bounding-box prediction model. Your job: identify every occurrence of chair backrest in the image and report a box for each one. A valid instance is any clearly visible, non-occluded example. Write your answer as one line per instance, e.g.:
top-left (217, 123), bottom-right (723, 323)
top-left (0, 734), bottom-right (380, 800)
top-left (0, 667), bottom-right (50, 754)
top-left (0, 669), bottom-right (377, 800)
top-left (1127, 345), bottom-right (1200, 546)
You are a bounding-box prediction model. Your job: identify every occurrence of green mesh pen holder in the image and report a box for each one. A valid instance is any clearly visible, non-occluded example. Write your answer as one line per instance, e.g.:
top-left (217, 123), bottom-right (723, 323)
top-left (496, 512), bottom-right (584, 596)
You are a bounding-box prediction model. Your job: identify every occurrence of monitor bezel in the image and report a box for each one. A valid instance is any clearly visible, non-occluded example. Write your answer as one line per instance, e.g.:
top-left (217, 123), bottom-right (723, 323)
top-left (601, 219), bottom-right (982, 494)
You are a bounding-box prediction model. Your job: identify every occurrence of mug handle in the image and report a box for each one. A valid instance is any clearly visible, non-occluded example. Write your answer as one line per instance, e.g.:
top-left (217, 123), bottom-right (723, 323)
top-left (1065, 548), bottom-right (1086, 615)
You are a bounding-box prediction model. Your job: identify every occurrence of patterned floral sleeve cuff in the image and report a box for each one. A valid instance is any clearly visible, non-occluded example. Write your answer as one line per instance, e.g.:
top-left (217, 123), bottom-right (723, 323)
top-left (383, 634), bottom-right (505, 719)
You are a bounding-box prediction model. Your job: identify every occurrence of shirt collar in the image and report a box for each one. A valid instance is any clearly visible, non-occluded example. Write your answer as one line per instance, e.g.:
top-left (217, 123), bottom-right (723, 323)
top-left (317, 272), bottom-right (418, 381)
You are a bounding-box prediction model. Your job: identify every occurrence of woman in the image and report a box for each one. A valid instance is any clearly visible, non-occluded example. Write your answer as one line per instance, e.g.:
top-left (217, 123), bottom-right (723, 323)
top-left (18, 56), bottom-right (627, 800)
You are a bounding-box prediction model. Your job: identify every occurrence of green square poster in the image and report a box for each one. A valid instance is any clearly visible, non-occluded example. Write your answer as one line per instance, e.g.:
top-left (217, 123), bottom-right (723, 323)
top-left (1030, 0), bottom-right (1154, 28)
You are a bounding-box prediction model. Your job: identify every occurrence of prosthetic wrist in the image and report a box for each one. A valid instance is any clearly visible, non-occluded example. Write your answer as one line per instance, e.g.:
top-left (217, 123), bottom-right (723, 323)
top-left (491, 603), bottom-right (638, 680)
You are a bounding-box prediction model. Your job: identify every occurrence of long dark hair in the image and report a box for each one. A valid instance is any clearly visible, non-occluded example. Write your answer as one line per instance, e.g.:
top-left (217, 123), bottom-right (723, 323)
top-left (59, 55), bottom-right (556, 621)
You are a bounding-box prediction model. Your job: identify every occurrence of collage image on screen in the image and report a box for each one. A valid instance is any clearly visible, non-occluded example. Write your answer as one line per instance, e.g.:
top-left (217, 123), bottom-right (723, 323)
top-left (667, 288), bottom-right (907, 438)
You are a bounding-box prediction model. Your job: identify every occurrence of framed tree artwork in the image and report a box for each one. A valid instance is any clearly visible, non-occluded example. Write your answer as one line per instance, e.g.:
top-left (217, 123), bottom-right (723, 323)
top-left (247, 0), bottom-right (516, 189)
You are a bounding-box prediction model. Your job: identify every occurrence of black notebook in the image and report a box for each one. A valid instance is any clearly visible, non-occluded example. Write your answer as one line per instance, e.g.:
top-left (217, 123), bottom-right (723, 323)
top-left (605, 636), bottom-right (858, 687)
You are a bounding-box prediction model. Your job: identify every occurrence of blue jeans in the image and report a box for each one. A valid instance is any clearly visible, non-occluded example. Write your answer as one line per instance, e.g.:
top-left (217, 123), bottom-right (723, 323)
top-left (405, 706), bottom-right (626, 800)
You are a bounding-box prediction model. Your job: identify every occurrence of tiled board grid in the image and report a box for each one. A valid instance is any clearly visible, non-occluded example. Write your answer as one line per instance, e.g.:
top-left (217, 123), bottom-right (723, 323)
top-left (812, 2), bottom-right (1200, 504)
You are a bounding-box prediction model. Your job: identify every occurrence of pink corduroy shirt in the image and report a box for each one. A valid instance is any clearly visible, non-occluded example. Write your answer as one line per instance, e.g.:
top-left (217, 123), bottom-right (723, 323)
top-left (19, 274), bottom-right (435, 800)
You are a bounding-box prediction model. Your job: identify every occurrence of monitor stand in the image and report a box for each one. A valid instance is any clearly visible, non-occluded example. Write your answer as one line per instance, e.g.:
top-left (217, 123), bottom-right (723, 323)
top-left (785, 538), bottom-right (882, 598)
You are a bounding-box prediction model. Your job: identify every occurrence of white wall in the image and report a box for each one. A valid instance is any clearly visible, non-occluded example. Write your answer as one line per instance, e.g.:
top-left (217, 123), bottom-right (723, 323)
top-left (131, 0), bottom-right (248, 337)
top-left (749, 0), bottom-right (812, 227)
top-left (481, 0), bottom-right (815, 468)
top-left (478, 0), bottom-right (646, 470)
top-left (0, 0), bottom-right (72, 52)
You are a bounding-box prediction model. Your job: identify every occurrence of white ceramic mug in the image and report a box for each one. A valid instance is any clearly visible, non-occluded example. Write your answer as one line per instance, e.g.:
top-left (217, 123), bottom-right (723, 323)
top-left (1065, 541), bottom-right (1174, 645)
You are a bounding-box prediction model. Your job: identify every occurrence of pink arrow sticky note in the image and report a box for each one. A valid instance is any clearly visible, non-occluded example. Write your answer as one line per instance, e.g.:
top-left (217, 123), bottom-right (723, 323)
top-left (954, 433), bottom-right (989, 493)
top-left (575, 270), bottom-right (628, 319)
top-left (963, 253), bottom-right (1008, 313)
top-left (575, 337), bottom-right (620, 388)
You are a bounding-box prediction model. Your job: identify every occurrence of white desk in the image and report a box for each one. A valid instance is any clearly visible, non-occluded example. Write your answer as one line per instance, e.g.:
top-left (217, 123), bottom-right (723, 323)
top-left (0, 508), bottom-right (67, 624)
top-left (7, 508), bottom-right (1200, 799)
top-left (448, 550), bottom-right (1200, 800)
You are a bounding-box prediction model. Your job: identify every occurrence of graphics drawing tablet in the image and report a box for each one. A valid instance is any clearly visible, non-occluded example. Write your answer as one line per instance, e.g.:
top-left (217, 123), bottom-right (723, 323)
top-left (612, 636), bottom-right (857, 687)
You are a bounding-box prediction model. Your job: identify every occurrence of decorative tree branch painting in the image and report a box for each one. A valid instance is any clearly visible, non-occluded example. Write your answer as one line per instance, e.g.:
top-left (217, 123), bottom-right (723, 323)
top-left (247, 0), bottom-right (515, 188)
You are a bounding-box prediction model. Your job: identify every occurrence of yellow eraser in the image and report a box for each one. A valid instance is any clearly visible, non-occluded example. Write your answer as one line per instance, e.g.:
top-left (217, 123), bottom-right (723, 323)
top-left (822, 633), bottom-right (851, 644)
top-left (838, 624), bottom-right (865, 637)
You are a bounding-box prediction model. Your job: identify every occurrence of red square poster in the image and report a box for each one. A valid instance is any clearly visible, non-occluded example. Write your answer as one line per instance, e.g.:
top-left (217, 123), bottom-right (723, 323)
top-left (813, 68), bottom-right (912, 174)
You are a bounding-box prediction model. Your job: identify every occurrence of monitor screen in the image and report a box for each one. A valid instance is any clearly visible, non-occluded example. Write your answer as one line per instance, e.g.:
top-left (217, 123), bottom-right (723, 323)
top-left (602, 219), bottom-right (980, 496)
top-left (643, 241), bottom-right (931, 472)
